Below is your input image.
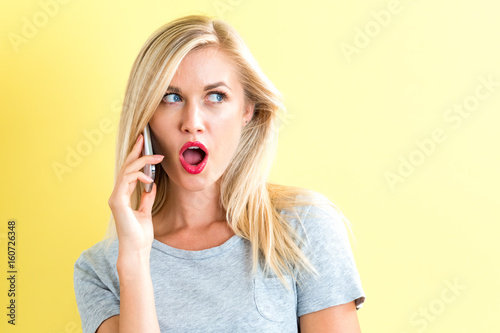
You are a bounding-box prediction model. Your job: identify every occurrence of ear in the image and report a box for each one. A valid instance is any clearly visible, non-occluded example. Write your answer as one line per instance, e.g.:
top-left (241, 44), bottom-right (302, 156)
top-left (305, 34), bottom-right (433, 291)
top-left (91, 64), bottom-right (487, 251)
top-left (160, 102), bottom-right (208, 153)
top-left (242, 103), bottom-right (255, 126)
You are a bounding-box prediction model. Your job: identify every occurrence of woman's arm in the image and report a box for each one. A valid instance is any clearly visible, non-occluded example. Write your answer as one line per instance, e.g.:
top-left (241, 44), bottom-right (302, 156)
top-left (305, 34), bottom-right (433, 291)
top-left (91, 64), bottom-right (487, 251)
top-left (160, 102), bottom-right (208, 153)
top-left (95, 251), bottom-right (160, 333)
top-left (99, 133), bottom-right (164, 333)
top-left (116, 251), bottom-right (160, 333)
top-left (299, 301), bottom-right (361, 333)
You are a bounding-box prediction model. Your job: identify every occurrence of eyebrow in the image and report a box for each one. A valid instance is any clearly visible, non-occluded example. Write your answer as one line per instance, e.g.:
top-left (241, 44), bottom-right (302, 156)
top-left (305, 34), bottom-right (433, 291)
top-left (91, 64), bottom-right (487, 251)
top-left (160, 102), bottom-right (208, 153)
top-left (166, 81), bottom-right (231, 93)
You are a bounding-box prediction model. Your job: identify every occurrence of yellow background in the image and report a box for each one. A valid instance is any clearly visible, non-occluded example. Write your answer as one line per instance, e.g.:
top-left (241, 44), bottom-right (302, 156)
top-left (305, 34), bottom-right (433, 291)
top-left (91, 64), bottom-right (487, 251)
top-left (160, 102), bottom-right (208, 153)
top-left (1, 0), bottom-right (499, 332)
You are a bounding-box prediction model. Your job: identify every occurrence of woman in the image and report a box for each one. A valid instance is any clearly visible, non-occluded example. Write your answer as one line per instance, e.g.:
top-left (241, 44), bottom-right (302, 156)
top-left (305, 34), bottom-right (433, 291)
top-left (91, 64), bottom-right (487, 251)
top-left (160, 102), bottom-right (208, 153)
top-left (74, 14), bottom-right (366, 333)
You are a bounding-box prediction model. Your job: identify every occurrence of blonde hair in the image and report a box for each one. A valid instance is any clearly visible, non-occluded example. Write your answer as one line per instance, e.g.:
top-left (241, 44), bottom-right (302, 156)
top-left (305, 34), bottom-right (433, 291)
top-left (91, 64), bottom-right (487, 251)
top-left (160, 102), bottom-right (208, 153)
top-left (102, 14), bottom-right (353, 288)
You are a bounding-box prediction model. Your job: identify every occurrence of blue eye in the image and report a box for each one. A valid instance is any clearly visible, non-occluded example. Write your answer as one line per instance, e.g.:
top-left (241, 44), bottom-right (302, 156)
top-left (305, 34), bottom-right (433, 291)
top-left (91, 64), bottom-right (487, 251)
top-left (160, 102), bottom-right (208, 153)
top-left (161, 92), bottom-right (226, 104)
top-left (163, 93), bottom-right (181, 103)
top-left (207, 92), bottom-right (226, 103)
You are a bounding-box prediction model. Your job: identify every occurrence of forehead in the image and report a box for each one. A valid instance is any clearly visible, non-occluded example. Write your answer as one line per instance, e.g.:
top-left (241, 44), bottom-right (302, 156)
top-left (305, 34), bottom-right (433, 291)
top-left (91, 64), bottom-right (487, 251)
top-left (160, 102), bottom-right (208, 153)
top-left (170, 47), bottom-right (239, 89)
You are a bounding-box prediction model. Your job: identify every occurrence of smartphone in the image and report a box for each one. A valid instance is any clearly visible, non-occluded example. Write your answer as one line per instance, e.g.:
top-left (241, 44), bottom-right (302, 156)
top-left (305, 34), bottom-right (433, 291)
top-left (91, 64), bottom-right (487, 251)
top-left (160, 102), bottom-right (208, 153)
top-left (142, 123), bottom-right (156, 193)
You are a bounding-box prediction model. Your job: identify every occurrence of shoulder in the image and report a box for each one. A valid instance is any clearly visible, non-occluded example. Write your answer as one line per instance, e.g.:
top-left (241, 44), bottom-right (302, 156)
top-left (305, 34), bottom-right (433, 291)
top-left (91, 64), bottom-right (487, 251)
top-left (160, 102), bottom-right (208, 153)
top-left (278, 191), bottom-right (366, 314)
top-left (73, 238), bottom-right (122, 333)
top-left (74, 237), bottom-right (119, 277)
top-left (279, 189), bottom-right (349, 240)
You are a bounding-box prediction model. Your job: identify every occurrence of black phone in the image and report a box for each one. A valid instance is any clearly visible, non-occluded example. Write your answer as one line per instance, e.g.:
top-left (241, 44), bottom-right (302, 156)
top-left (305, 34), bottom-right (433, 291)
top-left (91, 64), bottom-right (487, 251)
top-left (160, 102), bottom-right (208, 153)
top-left (142, 124), bottom-right (155, 193)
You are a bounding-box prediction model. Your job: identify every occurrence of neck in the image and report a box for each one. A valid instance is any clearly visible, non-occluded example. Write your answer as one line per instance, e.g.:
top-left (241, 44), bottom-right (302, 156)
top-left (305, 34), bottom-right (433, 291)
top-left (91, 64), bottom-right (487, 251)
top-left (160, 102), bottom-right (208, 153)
top-left (152, 178), bottom-right (227, 237)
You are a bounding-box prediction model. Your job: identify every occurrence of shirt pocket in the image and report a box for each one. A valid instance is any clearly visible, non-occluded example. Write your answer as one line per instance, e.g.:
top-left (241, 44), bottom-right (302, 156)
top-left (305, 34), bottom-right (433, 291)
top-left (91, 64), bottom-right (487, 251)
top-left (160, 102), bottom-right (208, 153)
top-left (253, 275), bottom-right (296, 322)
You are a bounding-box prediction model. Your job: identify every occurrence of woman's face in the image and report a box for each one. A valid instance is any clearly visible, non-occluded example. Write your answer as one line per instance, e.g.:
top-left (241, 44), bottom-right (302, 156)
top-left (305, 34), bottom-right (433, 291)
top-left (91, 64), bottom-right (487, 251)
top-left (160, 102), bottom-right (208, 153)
top-left (149, 46), bottom-right (254, 192)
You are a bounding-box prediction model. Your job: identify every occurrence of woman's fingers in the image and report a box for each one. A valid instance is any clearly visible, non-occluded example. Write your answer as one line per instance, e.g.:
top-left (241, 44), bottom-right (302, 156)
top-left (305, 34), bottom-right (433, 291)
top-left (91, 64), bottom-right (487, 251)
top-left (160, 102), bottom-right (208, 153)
top-left (107, 133), bottom-right (160, 253)
top-left (109, 133), bottom-right (162, 212)
top-left (122, 133), bottom-right (144, 167)
top-left (123, 154), bottom-right (164, 176)
top-left (121, 134), bottom-right (164, 176)
top-left (109, 170), bottom-right (154, 208)
top-left (123, 170), bottom-right (154, 195)
top-left (138, 181), bottom-right (157, 214)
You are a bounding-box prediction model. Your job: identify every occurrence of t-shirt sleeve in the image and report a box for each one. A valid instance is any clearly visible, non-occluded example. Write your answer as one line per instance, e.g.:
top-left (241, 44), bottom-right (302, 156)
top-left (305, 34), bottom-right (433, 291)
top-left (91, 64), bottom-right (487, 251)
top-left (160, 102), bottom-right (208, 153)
top-left (295, 201), bottom-right (366, 317)
top-left (73, 249), bottom-right (121, 333)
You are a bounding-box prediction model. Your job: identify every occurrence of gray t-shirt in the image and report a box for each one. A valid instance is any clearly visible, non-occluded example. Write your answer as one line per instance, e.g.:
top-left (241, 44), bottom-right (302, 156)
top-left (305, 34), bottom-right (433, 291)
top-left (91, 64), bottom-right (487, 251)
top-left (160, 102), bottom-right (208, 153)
top-left (73, 196), bottom-right (366, 332)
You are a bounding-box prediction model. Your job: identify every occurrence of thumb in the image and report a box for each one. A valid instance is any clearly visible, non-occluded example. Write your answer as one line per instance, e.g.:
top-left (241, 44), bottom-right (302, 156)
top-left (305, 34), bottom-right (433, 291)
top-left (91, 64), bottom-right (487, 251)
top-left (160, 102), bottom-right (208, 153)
top-left (138, 182), bottom-right (157, 214)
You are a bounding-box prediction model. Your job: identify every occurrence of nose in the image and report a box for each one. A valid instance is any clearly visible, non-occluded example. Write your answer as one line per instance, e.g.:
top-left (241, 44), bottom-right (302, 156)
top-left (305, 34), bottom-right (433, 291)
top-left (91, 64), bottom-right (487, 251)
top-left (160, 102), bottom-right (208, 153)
top-left (180, 101), bottom-right (205, 135)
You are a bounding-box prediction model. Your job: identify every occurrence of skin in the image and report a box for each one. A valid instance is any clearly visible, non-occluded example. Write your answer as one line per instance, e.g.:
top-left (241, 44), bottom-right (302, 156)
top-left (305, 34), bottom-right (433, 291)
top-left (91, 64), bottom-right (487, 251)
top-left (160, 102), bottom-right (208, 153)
top-left (299, 301), bottom-right (362, 332)
top-left (103, 45), bottom-right (362, 332)
top-left (148, 46), bottom-right (254, 250)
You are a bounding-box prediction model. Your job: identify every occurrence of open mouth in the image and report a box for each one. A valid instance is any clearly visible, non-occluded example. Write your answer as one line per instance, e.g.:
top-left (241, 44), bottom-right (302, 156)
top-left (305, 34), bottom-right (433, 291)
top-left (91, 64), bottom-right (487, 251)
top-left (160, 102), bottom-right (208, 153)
top-left (179, 141), bottom-right (208, 174)
top-left (182, 147), bottom-right (206, 166)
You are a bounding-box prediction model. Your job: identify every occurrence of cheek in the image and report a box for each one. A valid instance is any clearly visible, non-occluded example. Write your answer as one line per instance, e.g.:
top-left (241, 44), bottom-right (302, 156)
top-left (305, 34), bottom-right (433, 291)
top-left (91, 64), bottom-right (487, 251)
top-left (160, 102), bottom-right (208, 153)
top-left (151, 136), bottom-right (180, 167)
top-left (149, 113), bottom-right (178, 154)
top-left (213, 123), bottom-right (243, 163)
top-left (150, 128), bottom-right (172, 156)
top-left (213, 110), bottom-right (243, 136)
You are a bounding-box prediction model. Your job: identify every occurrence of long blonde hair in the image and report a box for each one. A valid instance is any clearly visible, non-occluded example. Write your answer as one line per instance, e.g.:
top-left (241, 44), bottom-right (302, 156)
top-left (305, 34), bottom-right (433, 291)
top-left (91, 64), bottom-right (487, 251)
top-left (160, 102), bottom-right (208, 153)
top-left (103, 14), bottom-right (352, 288)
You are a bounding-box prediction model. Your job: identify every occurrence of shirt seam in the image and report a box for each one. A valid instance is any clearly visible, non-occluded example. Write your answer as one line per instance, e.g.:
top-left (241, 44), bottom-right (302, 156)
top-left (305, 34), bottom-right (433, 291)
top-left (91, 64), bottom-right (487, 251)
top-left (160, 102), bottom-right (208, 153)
top-left (151, 236), bottom-right (244, 260)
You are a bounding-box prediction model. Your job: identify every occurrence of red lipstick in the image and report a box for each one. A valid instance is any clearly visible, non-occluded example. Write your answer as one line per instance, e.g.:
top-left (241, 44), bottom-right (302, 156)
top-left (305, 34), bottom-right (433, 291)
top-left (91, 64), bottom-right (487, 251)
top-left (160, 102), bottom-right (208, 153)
top-left (179, 141), bottom-right (208, 174)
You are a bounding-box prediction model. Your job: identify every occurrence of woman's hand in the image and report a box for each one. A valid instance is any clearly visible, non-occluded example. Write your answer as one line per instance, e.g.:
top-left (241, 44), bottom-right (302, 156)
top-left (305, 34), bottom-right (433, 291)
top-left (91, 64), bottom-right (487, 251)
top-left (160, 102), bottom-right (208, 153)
top-left (108, 133), bottom-right (164, 256)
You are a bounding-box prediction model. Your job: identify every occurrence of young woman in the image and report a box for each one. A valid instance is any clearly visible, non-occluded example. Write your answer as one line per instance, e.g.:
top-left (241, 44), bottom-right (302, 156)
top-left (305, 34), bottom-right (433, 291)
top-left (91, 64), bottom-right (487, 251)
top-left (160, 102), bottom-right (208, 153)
top-left (74, 14), bottom-right (366, 333)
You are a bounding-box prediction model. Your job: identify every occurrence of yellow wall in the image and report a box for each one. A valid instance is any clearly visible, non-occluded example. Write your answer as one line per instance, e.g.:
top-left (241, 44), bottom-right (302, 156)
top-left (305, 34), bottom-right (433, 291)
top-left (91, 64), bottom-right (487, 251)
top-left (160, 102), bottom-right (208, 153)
top-left (1, 0), bottom-right (498, 332)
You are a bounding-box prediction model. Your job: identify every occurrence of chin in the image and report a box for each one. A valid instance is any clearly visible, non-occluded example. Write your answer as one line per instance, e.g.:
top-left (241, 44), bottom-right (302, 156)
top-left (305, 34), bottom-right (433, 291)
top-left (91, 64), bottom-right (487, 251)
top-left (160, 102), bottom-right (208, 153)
top-left (169, 168), bottom-right (215, 191)
top-left (182, 179), bottom-right (211, 192)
